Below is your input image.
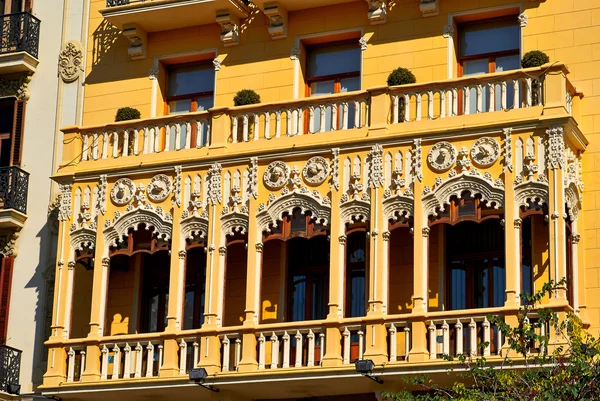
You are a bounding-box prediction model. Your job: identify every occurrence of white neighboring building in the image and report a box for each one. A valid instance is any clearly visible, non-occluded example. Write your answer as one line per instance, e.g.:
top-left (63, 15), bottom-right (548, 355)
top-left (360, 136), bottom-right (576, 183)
top-left (0, 0), bottom-right (88, 397)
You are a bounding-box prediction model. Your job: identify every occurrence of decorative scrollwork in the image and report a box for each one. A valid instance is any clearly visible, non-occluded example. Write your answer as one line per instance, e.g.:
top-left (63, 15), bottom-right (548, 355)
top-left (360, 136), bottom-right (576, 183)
top-left (111, 178), bottom-right (135, 205)
top-left (58, 41), bottom-right (83, 83)
top-left (427, 141), bottom-right (456, 172)
top-left (470, 137), bottom-right (500, 167)
top-left (263, 161), bottom-right (290, 190)
top-left (147, 174), bottom-right (172, 202)
top-left (302, 156), bottom-right (330, 185)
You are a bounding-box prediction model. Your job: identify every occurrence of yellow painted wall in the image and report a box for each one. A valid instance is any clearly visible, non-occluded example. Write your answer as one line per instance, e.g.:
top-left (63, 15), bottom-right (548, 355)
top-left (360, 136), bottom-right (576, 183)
top-left (79, 0), bottom-right (600, 332)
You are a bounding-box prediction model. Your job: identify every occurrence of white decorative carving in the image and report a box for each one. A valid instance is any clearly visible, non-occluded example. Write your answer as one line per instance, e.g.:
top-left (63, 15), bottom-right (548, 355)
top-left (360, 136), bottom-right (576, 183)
top-left (428, 141), bottom-right (457, 171)
top-left (470, 137), bottom-right (500, 167)
top-left (546, 126), bottom-right (565, 170)
top-left (111, 178), bottom-right (135, 206)
top-left (502, 128), bottom-right (513, 173)
top-left (443, 24), bottom-right (454, 38)
top-left (220, 208), bottom-right (249, 240)
top-left (147, 174), bottom-right (172, 202)
top-left (366, 0), bottom-right (387, 25)
top-left (290, 47), bottom-right (301, 61)
top-left (59, 184), bottom-right (73, 221)
top-left (359, 36), bottom-right (368, 51)
top-left (523, 154), bottom-right (538, 181)
top-left (180, 212), bottom-right (209, 242)
top-left (208, 163), bottom-right (223, 205)
top-left (303, 156), bottom-right (330, 186)
top-left (97, 175), bottom-right (108, 216)
top-left (264, 4), bottom-right (287, 40)
top-left (348, 173), bottom-right (363, 199)
top-left (518, 13), bottom-right (528, 27)
top-left (413, 139), bottom-right (423, 182)
top-left (250, 157), bottom-right (259, 198)
top-left (423, 172), bottom-right (504, 217)
top-left (70, 226), bottom-right (96, 252)
top-left (213, 58), bottom-right (222, 71)
top-left (104, 205), bottom-right (173, 247)
top-left (457, 146), bottom-right (471, 172)
top-left (173, 166), bottom-right (182, 208)
top-left (331, 148), bottom-right (340, 191)
top-left (420, 0), bottom-right (439, 17)
top-left (340, 196), bottom-right (370, 224)
top-left (264, 161), bottom-right (290, 190)
top-left (216, 12), bottom-right (240, 47)
top-left (382, 191), bottom-right (414, 222)
top-left (122, 24), bottom-right (147, 60)
top-left (368, 144), bottom-right (385, 188)
top-left (565, 182), bottom-right (582, 221)
top-left (58, 41), bottom-right (83, 83)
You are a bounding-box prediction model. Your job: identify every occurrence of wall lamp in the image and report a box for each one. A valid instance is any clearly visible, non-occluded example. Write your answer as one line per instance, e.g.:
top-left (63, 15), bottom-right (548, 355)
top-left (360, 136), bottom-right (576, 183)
top-left (354, 359), bottom-right (383, 384)
top-left (189, 368), bottom-right (219, 392)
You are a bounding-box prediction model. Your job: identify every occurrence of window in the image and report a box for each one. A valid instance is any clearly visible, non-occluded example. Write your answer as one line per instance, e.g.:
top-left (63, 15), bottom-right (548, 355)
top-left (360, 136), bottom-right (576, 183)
top-left (0, 100), bottom-right (25, 167)
top-left (458, 16), bottom-right (520, 111)
top-left (183, 245), bottom-right (206, 330)
top-left (346, 228), bottom-right (368, 318)
top-left (140, 252), bottom-right (170, 333)
top-left (1, 0), bottom-right (31, 14)
top-left (306, 41), bottom-right (361, 131)
top-left (166, 62), bottom-right (214, 148)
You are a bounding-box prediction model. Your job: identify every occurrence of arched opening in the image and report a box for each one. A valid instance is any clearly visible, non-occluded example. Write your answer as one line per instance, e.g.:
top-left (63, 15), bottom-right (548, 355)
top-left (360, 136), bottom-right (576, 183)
top-left (106, 224), bottom-right (171, 335)
top-left (70, 246), bottom-right (94, 339)
top-left (261, 208), bottom-right (330, 323)
top-left (183, 234), bottom-right (207, 330)
top-left (429, 192), bottom-right (505, 311)
top-left (388, 220), bottom-right (413, 315)
top-left (345, 223), bottom-right (368, 318)
top-left (223, 231), bottom-right (248, 327)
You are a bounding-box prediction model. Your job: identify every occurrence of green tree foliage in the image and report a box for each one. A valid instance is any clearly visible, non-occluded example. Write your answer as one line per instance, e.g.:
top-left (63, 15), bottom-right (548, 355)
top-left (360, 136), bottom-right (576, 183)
top-left (383, 280), bottom-right (599, 401)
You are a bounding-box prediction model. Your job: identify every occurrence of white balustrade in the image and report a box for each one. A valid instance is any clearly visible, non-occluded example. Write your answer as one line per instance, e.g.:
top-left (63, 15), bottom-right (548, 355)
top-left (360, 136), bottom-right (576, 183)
top-left (89, 340), bottom-right (163, 381)
top-left (230, 97), bottom-right (368, 143)
top-left (218, 333), bottom-right (242, 372)
top-left (390, 75), bottom-right (543, 124)
top-left (385, 322), bottom-right (411, 363)
top-left (254, 327), bottom-right (326, 370)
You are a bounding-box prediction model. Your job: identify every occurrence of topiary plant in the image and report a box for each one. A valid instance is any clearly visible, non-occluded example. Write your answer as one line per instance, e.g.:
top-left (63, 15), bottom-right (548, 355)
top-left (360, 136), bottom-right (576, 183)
top-left (387, 67), bottom-right (416, 122)
top-left (521, 50), bottom-right (550, 68)
top-left (387, 67), bottom-right (417, 87)
top-left (115, 107), bottom-right (141, 122)
top-left (233, 89), bottom-right (261, 106)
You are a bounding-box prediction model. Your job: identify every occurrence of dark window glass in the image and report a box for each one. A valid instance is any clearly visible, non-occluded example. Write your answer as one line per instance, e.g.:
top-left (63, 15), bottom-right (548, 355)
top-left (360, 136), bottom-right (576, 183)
top-left (460, 19), bottom-right (520, 57)
top-left (167, 64), bottom-right (215, 98)
top-left (307, 42), bottom-right (361, 78)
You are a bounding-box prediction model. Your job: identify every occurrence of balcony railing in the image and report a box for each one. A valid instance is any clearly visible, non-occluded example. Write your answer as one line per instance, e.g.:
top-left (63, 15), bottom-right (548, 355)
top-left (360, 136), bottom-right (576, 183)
top-left (61, 64), bottom-right (576, 172)
top-left (0, 345), bottom-right (21, 395)
top-left (106, 0), bottom-right (250, 6)
top-left (0, 12), bottom-right (40, 59)
top-left (0, 167), bottom-right (28, 215)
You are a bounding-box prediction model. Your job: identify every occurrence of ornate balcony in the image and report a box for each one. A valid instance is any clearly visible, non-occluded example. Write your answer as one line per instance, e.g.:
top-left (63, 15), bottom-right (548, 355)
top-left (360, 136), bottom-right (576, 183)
top-left (0, 345), bottom-right (21, 397)
top-left (0, 167), bottom-right (28, 230)
top-left (0, 12), bottom-right (40, 74)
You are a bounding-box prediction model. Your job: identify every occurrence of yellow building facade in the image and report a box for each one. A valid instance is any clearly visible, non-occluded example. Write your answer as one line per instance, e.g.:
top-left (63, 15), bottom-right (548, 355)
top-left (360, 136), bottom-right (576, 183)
top-left (41, 0), bottom-right (597, 400)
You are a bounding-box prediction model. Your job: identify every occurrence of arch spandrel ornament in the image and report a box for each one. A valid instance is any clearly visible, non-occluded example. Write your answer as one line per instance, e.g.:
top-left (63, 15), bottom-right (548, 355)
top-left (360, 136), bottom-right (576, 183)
top-left (565, 181), bottom-right (582, 222)
top-left (70, 226), bottom-right (96, 252)
top-left (256, 186), bottom-right (331, 234)
top-left (220, 210), bottom-right (249, 242)
top-left (382, 190), bottom-right (414, 222)
top-left (104, 205), bottom-right (173, 249)
top-left (422, 171), bottom-right (504, 217)
top-left (514, 180), bottom-right (549, 209)
top-left (180, 209), bottom-right (209, 242)
top-left (339, 193), bottom-right (371, 225)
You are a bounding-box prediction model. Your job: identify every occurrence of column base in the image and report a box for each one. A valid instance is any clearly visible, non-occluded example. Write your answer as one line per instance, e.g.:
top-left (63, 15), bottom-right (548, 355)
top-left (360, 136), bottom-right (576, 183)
top-left (408, 320), bottom-right (429, 362)
top-left (237, 332), bottom-right (258, 372)
top-left (363, 321), bottom-right (388, 364)
top-left (80, 344), bottom-right (101, 382)
top-left (159, 338), bottom-right (180, 378)
top-left (322, 326), bottom-right (343, 367)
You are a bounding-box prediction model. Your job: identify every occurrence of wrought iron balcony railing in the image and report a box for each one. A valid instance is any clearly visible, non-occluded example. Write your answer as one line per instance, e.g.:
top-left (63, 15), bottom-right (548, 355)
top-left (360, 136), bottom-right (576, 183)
top-left (0, 167), bottom-right (29, 215)
top-left (106, 0), bottom-right (250, 6)
top-left (0, 12), bottom-right (40, 59)
top-left (0, 345), bottom-right (21, 395)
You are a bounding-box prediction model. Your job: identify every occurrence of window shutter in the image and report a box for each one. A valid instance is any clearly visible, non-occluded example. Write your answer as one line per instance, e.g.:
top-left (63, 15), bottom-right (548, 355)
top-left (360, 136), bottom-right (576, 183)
top-left (0, 257), bottom-right (14, 344)
top-left (10, 100), bottom-right (25, 167)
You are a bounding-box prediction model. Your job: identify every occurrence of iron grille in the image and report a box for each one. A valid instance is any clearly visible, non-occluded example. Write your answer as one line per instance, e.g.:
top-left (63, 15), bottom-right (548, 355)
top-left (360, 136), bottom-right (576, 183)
top-left (0, 12), bottom-right (40, 59)
top-left (0, 167), bottom-right (28, 214)
top-left (0, 345), bottom-right (20, 394)
top-left (106, 0), bottom-right (250, 6)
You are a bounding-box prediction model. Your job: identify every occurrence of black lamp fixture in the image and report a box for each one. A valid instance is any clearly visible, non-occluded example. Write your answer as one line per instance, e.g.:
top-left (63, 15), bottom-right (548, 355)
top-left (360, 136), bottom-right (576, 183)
top-left (189, 367), bottom-right (219, 392)
top-left (354, 359), bottom-right (383, 384)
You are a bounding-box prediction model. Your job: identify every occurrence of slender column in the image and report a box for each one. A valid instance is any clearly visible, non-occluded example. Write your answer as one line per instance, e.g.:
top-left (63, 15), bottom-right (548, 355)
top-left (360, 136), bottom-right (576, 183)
top-left (547, 126), bottom-right (568, 304)
top-left (238, 197), bottom-right (260, 372)
top-left (574, 217), bottom-right (588, 323)
top-left (504, 132), bottom-right (520, 308)
top-left (63, 261), bottom-right (76, 338)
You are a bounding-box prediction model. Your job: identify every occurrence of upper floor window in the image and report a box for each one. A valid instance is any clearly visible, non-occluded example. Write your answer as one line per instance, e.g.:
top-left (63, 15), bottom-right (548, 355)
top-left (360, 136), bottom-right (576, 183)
top-left (1, 0), bottom-right (31, 14)
top-left (167, 62), bottom-right (214, 115)
top-left (458, 17), bottom-right (520, 77)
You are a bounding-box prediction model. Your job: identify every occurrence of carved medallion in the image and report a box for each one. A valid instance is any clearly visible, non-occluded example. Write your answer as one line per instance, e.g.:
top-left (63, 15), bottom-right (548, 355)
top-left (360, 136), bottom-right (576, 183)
top-left (302, 156), bottom-right (330, 185)
top-left (58, 41), bottom-right (83, 83)
top-left (470, 137), bottom-right (500, 167)
top-left (147, 174), bottom-right (172, 202)
top-left (427, 141), bottom-right (456, 171)
top-left (110, 178), bottom-right (135, 205)
top-left (263, 161), bottom-right (290, 190)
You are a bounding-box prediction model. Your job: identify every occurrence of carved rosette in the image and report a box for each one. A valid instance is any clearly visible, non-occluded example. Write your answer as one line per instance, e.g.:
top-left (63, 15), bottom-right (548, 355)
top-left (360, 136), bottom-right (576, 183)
top-left (302, 156), bottom-right (330, 186)
top-left (470, 137), bottom-right (500, 167)
top-left (111, 178), bottom-right (135, 205)
top-left (263, 161), bottom-right (290, 190)
top-left (147, 174), bottom-right (172, 202)
top-left (427, 141), bottom-right (457, 171)
top-left (58, 41), bottom-right (83, 83)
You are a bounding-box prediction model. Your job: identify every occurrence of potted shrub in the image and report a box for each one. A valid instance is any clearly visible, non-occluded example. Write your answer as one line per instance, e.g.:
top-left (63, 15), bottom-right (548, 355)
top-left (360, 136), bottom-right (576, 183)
top-left (521, 51), bottom-right (549, 105)
top-left (387, 67), bottom-right (416, 122)
top-left (115, 107), bottom-right (141, 122)
top-left (233, 90), bottom-right (261, 141)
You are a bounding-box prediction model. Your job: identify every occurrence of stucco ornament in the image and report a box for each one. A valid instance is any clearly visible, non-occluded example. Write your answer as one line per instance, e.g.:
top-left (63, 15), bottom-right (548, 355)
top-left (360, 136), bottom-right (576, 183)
top-left (263, 161), bottom-right (290, 190)
top-left (147, 174), bottom-right (172, 202)
top-left (470, 137), bottom-right (500, 167)
top-left (111, 178), bottom-right (135, 205)
top-left (427, 141), bottom-right (457, 171)
top-left (302, 156), bottom-right (330, 185)
top-left (58, 41), bottom-right (83, 83)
